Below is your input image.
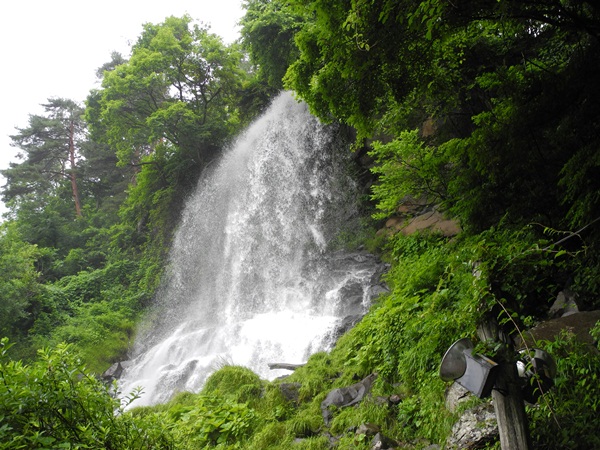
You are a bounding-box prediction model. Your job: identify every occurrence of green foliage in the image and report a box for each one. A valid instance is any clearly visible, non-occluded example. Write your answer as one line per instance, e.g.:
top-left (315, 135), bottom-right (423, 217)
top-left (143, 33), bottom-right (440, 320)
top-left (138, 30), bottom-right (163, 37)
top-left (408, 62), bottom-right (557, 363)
top-left (528, 332), bottom-right (600, 449)
top-left (55, 260), bottom-right (138, 304)
top-left (288, 352), bottom-right (342, 402)
top-left (172, 395), bottom-right (257, 448)
top-left (369, 130), bottom-right (451, 220)
top-left (0, 338), bottom-right (172, 449)
top-left (329, 398), bottom-right (391, 436)
top-left (89, 16), bottom-right (246, 179)
top-left (591, 321), bottom-right (600, 349)
top-left (240, 0), bottom-right (303, 90)
top-left (285, 400), bottom-right (323, 438)
top-left (246, 422), bottom-right (291, 449)
top-left (47, 300), bottom-right (136, 374)
top-left (0, 224), bottom-right (44, 345)
top-left (2, 98), bottom-right (85, 218)
top-left (2, 3), bottom-right (600, 448)
top-left (202, 365), bottom-right (264, 404)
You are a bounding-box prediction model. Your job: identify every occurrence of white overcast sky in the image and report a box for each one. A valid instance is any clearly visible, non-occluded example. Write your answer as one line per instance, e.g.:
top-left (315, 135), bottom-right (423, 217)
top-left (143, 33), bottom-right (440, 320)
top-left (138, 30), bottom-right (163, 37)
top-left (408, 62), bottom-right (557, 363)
top-left (0, 0), bottom-right (243, 213)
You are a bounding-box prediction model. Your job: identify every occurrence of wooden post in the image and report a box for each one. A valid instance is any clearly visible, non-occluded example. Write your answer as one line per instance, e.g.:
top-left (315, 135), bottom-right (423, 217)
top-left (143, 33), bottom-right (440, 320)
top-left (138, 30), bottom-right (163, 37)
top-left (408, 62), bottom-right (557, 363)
top-left (478, 321), bottom-right (532, 450)
top-left (492, 362), bottom-right (532, 449)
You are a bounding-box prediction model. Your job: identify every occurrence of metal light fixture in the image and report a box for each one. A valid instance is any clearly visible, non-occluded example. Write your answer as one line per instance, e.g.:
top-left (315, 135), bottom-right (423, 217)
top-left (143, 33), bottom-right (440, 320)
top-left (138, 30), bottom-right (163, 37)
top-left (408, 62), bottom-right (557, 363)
top-left (516, 348), bottom-right (557, 403)
top-left (440, 338), bottom-right (500, 398)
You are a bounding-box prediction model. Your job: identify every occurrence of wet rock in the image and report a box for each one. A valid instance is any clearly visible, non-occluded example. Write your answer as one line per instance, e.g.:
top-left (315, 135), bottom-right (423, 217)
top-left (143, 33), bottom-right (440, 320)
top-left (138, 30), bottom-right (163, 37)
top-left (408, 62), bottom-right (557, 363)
top-left (401, 210), bottom-right (461, 237)
top-left (446, 403), bottom-right (498, 449)
top-left (321, 373), bottom-right (377, 425)
top-left (101, 360), bottom-right (131, 382)
top-left (323, 253), bottom-right (389, 342)
top-left (370, 432), bottom-right (398, 449)
top-left (279, 382), bottom-right (302, 403)
top-left (374, 396), bottom-right (390, 406)
top-left (330, 314), bottom-right (364, 341)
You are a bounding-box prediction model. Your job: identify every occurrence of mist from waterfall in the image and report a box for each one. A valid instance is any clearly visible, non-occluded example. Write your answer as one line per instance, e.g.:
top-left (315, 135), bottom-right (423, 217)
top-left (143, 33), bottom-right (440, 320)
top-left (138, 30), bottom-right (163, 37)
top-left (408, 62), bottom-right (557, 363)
top-left (119, 92), bottom-right (381, 407)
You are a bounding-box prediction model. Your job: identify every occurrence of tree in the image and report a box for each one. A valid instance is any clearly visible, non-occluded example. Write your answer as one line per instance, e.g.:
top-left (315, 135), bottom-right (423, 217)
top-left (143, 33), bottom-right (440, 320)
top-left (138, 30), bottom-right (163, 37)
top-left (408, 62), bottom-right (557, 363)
top-left (2, 98), bottom-right (85, 218)
top-left (243, 0), bottom-right (600, 234)
top-left (88, 15), bottom-right (247, 191)
top-left (86, 15), bottom-right (250, 254)
top-left (0, 224), bottom-right (44, 350)
top-left (240, 0), bottom-right (303, 90)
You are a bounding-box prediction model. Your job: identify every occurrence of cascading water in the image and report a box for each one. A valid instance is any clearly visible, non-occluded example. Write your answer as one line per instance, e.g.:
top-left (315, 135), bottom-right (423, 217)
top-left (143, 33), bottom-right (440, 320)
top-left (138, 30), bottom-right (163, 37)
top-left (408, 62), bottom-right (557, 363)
top-left (119, 92), bottom-right (386, 407)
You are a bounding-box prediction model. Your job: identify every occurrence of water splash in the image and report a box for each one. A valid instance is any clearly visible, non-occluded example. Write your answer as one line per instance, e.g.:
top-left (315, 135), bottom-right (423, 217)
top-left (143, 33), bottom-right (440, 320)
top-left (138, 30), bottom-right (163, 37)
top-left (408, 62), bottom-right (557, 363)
top-left (119, 92), bottom-right (382, 407)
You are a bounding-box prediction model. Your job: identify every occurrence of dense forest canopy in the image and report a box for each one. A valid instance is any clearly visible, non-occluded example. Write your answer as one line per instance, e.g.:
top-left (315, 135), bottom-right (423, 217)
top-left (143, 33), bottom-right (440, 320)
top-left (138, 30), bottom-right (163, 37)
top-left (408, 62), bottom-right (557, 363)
top-left (1, 2), bottom-right (600, 448)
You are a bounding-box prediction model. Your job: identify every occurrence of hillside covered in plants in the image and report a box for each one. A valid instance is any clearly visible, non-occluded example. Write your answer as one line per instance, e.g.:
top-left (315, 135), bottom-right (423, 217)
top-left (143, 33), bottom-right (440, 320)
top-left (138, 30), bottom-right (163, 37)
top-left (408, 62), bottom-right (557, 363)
top-left (1, 1), bottom-right (600, 449)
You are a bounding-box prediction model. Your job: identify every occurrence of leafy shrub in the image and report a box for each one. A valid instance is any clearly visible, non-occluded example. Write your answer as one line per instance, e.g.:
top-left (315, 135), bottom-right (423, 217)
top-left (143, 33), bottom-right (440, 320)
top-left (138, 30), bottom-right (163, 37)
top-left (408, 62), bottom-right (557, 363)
top-left (287, 400), bottom-right (323, 437)
top-left (202, 365), bottom-right (264, 404)
top-left (369, 130), bottom-right (451, 220)
top-left (0, 338), bottom-right (172, 449)
top-left (246, 422), bottom-right (291, 450)
top-left (173, 395), bottom-right (257, 448)
top-left (528, 332), bottom-right (600, 449)
top-left (45, 300), bottom-right (136, 373)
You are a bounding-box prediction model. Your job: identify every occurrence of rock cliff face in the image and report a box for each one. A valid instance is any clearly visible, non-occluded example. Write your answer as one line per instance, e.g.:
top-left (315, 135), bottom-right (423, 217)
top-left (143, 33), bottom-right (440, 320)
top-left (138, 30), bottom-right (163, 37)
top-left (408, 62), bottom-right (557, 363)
top-left (377, 198), bottom-right (461, 238)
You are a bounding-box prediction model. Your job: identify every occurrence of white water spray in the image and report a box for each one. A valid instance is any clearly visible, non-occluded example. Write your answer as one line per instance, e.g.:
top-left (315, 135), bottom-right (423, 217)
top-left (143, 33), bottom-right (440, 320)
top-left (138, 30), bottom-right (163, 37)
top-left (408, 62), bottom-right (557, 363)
top-left (119, 92), bottom-right (383, 407)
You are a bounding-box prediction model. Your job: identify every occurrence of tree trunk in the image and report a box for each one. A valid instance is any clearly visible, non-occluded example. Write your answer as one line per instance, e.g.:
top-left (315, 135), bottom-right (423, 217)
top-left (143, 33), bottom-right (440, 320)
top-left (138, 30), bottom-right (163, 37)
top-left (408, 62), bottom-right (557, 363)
top-left (68, 119), bottom-right (83, 217)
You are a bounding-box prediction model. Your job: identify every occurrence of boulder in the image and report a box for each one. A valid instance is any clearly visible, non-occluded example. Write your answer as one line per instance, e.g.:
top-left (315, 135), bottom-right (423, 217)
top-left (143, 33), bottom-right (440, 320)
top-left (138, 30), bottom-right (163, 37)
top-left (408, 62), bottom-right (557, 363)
top-left (446, 403), bottom-right (498, 449)
top-left (445, 382), bottom-right (471, 413)
top-left (548, 289), bottom-right (579, 318)
top-left (101, 361), bottom-right (130, 382)
top-left (279, 382), bottom-right (302, 403)
top-left (329, 314), bottom-right (364, 341)
top-left (356, 422), bottom-right (380, 438)
top-left (321, 373), bottom-right (377, 425)
top-left (516, 310), bottom-right (600, 348)
top-left (389, 394), bottom-right (402, 405)
top-left (370, 432), bottom-right (398, 449)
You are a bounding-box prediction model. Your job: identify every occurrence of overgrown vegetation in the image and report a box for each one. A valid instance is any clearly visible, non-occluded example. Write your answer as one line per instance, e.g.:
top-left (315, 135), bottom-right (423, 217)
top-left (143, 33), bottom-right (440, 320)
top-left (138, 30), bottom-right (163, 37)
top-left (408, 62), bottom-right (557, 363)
top-left (1, 1), bottom-right (600, 448)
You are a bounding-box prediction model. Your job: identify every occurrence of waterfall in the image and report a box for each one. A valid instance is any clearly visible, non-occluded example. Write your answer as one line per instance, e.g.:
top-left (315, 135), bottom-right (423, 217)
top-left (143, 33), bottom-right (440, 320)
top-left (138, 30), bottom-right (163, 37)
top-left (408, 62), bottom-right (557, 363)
top-left (118, 92), bottom-right (385, 407)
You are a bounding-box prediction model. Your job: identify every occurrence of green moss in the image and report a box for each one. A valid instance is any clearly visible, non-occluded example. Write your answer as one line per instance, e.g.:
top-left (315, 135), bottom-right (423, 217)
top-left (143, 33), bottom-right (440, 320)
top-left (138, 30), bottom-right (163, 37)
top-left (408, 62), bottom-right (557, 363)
top-left (286, 401), bottom-right (323, 438)
top-left (246, 422), bottom-right (292, 449)
top-left (202, 364), bottom-right (264, 404)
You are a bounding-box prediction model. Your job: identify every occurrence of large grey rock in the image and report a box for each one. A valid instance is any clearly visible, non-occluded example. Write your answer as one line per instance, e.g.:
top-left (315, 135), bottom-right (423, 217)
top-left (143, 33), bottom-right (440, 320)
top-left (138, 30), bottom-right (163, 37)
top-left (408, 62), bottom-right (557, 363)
top-left (322, 253), bottom-right (389, 342)
top-left (101, 360), bottom-right (131, 382)
top-left (321, 373), bottom-right (377, 425)
top-left (446, 403), bottom-right (498, 449)
top-left (549, 289), bottom-right (579, 318)
top-left (516, 310), bottom-right (600, 348)
top-left (445, 382), bottom-right (471, 413)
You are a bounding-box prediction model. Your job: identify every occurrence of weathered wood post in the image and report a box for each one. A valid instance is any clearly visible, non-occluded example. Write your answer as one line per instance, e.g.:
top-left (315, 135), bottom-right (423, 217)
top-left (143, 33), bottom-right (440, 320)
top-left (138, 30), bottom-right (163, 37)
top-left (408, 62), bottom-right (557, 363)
top-left (478, 320), bottom-right (532, 450)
